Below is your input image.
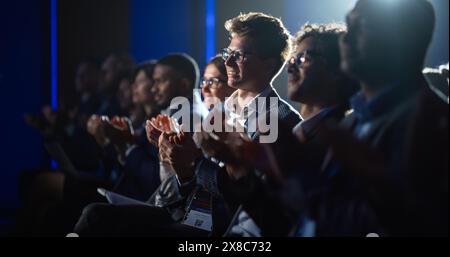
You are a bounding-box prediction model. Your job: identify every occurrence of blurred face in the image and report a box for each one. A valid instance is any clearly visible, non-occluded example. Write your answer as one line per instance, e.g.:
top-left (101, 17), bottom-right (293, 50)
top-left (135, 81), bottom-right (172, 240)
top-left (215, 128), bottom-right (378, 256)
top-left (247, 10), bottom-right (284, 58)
top-left (287, 37), bottom-right (331, 104)
top-left (99, 55), bottom-right (118, 92)
top-left (75, 63), bottom-right (98, 93)
top-left (201, 64), bottom-right (235, 109)
top-left (151, 64), bottom-right (180, 109)
top-left (340, 1), bottom-right (391, 81)
top-left (117, 78), bottom-right (133, 110)
top-left (223, 36), bottom-right (267, 91)
top-left (133, 70), bottom-right (154, 106)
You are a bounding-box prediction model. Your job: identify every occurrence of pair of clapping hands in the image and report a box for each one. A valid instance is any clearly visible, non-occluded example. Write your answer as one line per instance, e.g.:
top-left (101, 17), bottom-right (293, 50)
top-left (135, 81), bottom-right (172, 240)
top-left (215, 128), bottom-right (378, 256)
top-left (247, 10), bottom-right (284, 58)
top-left (145, 113), bottom-right (283, 183)
top-left (145, 114), bottom-right (199, 182)
top-left (86, 115), bottom-right (134, 152)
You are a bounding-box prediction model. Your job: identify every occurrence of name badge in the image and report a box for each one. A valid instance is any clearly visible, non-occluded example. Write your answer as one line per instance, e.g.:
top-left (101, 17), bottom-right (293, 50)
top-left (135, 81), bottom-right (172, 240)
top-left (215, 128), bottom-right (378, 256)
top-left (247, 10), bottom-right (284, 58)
top-left (181, 188), bottom-right (212, 231)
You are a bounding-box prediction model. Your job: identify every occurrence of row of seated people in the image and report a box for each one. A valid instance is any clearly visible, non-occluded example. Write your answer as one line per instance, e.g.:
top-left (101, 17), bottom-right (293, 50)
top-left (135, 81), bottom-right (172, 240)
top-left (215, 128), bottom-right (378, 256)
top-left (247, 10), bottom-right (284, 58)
top-left (18, 0), bottom-right (448, 236)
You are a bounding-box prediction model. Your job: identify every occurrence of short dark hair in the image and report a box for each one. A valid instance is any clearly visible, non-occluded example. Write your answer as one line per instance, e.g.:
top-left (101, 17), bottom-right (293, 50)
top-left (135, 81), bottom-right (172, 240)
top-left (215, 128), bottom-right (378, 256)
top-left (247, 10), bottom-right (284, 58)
top-left (157, 53), bottom-right (200, 89)
top-left (295, 23), bottom-right (346, 71)
top-left (133, 60), bottom-right (157, 82)
top-left (225, 12), bottom-right (291, 74)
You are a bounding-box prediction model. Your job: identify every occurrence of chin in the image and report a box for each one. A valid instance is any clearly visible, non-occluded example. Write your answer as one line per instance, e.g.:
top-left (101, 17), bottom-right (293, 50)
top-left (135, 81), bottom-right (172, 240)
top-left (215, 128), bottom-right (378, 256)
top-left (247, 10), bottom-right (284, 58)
top-left (228, 81), bottom-right (241, 90)
top-left (204, 99), bottom-right (219, 109)
top-left (287, 84), bottom-right (300, 101)
top-left (287, 88), bottom-right (301, 102)
top-left (287, 93), bottom-right (296, 102)
top-left (287, 88), bottom-right (296, 100)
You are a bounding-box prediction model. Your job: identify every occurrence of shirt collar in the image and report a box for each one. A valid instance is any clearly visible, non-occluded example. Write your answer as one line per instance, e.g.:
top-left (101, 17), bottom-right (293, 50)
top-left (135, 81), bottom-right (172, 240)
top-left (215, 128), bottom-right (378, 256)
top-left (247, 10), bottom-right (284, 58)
top-left (224, 85), bottom-right (274, 116)
top-left (350, 81), bottom-right (420, 123)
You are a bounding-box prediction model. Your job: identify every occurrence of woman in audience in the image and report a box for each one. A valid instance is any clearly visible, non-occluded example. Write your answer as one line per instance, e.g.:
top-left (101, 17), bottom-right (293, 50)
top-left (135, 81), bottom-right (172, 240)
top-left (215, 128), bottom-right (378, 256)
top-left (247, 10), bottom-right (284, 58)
top-left (200, 55), bottom-right (236, 111)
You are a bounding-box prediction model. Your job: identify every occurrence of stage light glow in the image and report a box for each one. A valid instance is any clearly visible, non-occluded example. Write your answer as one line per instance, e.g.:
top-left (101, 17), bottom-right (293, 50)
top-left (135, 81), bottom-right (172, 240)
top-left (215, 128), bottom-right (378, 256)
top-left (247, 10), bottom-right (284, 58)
top-left (206, 0), bottom-right (215, 63)
top-left (51, 0), bottom-right (58, 111)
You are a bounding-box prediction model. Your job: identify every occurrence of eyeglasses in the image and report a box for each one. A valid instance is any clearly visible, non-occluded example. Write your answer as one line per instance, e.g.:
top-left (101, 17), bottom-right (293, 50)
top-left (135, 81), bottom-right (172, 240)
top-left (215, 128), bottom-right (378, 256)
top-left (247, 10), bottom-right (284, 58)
top-left (221, 48), bottom-right (252, 63)
top-left (289, 50), bottom-right (322, 66)
top-left (200, 77), bottom-right (227, 89)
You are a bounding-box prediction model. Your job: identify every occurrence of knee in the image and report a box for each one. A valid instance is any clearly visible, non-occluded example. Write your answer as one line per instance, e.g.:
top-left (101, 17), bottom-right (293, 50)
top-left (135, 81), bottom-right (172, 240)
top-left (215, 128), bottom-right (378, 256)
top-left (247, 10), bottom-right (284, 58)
top-left (74, 203), bottom-right (112, 235)
top-left (83, 203), bottom-right (112, 222)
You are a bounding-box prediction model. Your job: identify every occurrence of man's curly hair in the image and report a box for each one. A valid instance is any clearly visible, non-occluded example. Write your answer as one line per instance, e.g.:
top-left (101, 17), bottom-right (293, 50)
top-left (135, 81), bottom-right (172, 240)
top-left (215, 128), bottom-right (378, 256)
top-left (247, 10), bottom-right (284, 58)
top-left (294, 23), bottom-right (346, 70)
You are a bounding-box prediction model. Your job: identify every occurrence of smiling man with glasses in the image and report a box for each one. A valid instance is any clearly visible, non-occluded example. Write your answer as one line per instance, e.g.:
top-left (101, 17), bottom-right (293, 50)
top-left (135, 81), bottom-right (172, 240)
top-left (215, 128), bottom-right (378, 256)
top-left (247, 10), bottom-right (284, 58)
top-left (213, 13), bottom-right (300, 135)
top-left (190, 12), bottom-right (301, 236)
top-left (287, 23), bottom-right (359, 120)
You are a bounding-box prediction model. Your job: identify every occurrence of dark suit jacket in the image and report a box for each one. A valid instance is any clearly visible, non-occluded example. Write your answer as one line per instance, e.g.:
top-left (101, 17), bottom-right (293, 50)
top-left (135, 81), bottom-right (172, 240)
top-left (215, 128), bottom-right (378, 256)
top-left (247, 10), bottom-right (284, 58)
top-left (309, 76), bottom-right (448, 236)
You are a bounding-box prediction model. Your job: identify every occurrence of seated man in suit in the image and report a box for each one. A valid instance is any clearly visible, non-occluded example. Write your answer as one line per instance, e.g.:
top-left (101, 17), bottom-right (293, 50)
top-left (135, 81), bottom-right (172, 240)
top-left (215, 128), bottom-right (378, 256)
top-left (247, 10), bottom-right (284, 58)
top-left (297, 0), bottom-right (447, 236)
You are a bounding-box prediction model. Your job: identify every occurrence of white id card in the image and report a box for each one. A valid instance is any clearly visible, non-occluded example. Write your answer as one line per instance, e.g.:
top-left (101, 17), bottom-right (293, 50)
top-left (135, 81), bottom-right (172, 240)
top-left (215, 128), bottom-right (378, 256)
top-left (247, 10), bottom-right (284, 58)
top-left (182, 209), bottom-right (212, 231)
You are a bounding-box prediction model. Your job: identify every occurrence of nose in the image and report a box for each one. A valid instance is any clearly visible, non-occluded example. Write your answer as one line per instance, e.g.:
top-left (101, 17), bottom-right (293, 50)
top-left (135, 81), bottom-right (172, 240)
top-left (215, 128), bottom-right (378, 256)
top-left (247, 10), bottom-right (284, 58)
top-left (287, 61), bottom-right (298, 74)
top-left (203, 83), bottom-right (211, 92)
top-left (224, 55), bottom-right (235, 67)
top-left (201, 84), bottom-right (211, 95)
top-left (150, 85), bottom-right (158, 94)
